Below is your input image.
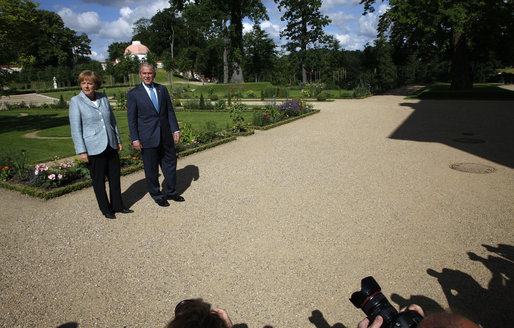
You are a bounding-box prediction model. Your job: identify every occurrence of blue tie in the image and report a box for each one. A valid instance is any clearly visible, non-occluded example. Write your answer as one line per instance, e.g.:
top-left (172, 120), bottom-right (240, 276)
top-left (149, 86), bottom-right (159, 112)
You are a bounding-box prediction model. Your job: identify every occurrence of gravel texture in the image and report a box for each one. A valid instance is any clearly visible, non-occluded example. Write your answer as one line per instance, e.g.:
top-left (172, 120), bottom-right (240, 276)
top-left (1, 92), bottom-right (513, 328)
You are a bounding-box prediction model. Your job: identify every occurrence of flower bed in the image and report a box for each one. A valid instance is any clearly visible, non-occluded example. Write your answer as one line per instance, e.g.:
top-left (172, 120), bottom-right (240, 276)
top-left (0, 100), bottom-right (318, 199)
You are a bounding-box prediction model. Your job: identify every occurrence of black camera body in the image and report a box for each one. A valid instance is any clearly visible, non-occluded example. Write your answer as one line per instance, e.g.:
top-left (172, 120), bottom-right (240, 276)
top-left (350, 276), bottom-right (423, 328)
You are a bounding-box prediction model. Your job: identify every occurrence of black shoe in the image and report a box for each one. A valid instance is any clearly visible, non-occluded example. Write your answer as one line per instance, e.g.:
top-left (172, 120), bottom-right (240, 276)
top-left (167, 194), bottom-right (185, 202)
top-left (155, 198), bottom-right (170, 207)
top-left (104, 213), bottom-right (116, 219)
top-left (118, 208), bottom-right (134, 214)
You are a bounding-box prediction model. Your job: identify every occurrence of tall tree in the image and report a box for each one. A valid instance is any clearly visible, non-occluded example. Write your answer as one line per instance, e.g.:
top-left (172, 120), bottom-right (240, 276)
top-left (171, 0), bottom-right (268, 83)
top-left (0, 0), bottom-right (39, 65)
top-left (243, 25), bottom-right (276, 82)
top-left (275, 0), bottom-right (331, 83)
top-left (361, 0), bottom-right (514, 89)
top-left (107, 42), bottom-right (130, 62)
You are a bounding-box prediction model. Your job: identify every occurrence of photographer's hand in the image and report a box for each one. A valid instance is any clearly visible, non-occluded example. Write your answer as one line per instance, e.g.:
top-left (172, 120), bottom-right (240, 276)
top-left (212, 308), bottom-right (233, 328)
top-left (400, 304), bottom-right (424, 317)
top-left (357, 315), bottom-right (383, 328)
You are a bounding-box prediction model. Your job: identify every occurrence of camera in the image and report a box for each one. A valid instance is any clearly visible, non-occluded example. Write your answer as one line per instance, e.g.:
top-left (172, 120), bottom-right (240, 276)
top-left (350, 276), bottom-right (423, 328)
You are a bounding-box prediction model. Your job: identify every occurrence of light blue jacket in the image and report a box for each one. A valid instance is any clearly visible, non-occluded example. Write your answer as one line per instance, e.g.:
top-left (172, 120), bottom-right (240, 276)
top-left (69, 91), bottom-right (121, 156)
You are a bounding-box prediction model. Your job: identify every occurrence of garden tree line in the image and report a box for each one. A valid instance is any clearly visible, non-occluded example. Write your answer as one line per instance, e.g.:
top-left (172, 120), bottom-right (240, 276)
top-left (2, 0), bottom-right (513, 92)
top-left (361, 0), bottom-right (514, 89)
top-left (0, 0), bottom-right (94, 88)
top-left (0, 0), bottom-right (91, 69)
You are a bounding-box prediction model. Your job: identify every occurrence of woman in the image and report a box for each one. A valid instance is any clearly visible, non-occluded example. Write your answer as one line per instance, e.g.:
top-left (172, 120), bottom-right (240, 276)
top-left (69, 70), bottom-right (133, 219)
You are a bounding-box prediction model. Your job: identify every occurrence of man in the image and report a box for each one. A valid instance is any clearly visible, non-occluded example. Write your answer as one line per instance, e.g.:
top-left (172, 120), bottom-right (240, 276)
top-left (127, 62), bottom-right (184, 207)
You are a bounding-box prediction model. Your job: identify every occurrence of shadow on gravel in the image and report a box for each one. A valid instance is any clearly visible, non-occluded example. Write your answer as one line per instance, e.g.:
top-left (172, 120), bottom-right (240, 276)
top-left (56, 323), bottom-right (78, 328)
top-left (426, 243), bottom-right (513, 328)
top-left (390, 100), bottom-right (514, 168)
top-left (309, 310), bottom-right (346, 328)
top-left (174, 164), bottom-right (200, 195)
top-left (122, 165), bottom-right (200, 208)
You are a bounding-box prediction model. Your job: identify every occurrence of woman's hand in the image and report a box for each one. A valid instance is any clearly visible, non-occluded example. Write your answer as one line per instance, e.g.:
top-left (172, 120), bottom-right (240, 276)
top-left (79, 152), bottom-right (89, 163)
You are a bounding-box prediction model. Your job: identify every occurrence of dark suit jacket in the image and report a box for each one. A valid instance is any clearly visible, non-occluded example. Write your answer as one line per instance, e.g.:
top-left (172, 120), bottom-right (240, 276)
top-left (127, 83), bottom-right (179, 148)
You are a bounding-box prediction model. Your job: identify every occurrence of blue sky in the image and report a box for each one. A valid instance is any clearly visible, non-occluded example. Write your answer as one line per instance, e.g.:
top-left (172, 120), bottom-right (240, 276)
top-left (37, 0), bottom-right (389, 62)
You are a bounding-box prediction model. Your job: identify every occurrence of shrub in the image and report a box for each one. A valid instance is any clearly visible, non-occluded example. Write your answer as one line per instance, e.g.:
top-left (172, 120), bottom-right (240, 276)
top-left (316, 92), bottom-right (329, 101)
top-left (30, 160), bottom-right (89, 188)
top-left (199, 93), bottom-right (205, 109)
top-left (210, 94), bottom-right (219, 101)
top-left (116, 92), bottom-right (127, 111)
top-left (279, 99), bottom-right (307, 116)
top-left (229, 103), bottom-right (247, 132)
top-left (0, 148), bottom-right (29, 179)
top-left (57, 94), bottom-right (67, 108)
top-left (215, 99), bottom-right (226, 110)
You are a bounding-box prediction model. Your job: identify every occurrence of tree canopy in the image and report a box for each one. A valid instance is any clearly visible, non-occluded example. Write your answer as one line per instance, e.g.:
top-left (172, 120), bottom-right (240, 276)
top-left (275, 0), bottom-right (332, 83)
top-left (0, 0), bottom-right (91, 68)
top-left (360, 0), bottom-right (514, 89)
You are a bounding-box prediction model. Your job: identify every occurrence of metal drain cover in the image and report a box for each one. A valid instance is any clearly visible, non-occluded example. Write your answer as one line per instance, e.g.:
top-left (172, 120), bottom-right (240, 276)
top-left (450, 163), bottom-right (496, 174)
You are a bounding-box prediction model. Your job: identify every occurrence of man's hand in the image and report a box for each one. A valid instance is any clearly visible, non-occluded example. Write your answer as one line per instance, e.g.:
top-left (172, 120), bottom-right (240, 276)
top-left (117, 143), bottom-right (123, 151)
top-left (132, 140), bottom-right (142, 151)
top-left (173, 131), bottom-right (181, 144)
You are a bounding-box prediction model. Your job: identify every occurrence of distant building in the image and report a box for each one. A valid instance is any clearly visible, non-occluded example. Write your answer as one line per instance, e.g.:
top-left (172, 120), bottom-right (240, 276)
top-left (124, 41), bottom-right (149, 61)
top-left (0, 65), bottom-right (22, 73)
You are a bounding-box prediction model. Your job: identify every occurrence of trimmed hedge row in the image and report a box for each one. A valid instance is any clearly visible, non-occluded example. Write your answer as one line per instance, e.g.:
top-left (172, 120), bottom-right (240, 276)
top-left (253, 110), bottom-right (320, 130)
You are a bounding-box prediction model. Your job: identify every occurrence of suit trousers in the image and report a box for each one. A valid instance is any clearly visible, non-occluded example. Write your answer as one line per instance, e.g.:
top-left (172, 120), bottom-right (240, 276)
top-left (141, 140), bottom-right (177, 200)
top-left (88, 146), bottom-right (123, 215)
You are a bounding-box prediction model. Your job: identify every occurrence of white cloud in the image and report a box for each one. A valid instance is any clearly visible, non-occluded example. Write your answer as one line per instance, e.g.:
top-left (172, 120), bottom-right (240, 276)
top-left (358, 3), bottom-right (389, 38)
top-left (329, 11), bottom-right (356, 31)
top-left (261, 21), bottom-right (281, 39)
top-left (333, 33), bottom-right (369, 50)
top-left (81, 0), bottom-right (149, 6)
top-left (322, 0), bottom-right (360, 12)
top-left (243, 22), bottom-right (253, 34)
top-left (58, 8), bottom-right (102, 34)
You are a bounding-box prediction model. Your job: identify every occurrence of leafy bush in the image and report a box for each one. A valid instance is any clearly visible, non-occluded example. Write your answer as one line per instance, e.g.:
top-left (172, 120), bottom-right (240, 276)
top-left (0, 148), bottom-right (28, 179)
top-left (116, 92), bottom-right (127, 110)
top-left (229, 103), bottom-right (247, 132)
top-left (30, 160), bottom-right (89, 188)
top-left (279, 99), bottom-right (307, 116)
top-left (215, 99), bottom-right (226, 110)
top-left (316, 92), bottom-right (330, 101)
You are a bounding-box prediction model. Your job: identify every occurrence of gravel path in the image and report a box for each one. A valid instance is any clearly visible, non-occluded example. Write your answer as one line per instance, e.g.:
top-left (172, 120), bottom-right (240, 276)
top-left (0, 93), bottom-right (512, 328)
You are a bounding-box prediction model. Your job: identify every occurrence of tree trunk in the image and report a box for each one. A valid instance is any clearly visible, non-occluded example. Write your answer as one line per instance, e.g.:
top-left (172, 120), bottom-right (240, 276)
top-left (450, 30), bottom-right (473, 89)
top-left (223, 40), bottom-right (229, 84)
top-left (230, 61), bottom-right (243, 83)
top-left (170, 23), bottom-right (174, 59)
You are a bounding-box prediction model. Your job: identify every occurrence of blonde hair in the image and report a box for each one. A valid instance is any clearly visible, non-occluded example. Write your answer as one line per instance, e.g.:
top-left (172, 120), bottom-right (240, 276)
top-left (78, 70), bottom-right (102, 89)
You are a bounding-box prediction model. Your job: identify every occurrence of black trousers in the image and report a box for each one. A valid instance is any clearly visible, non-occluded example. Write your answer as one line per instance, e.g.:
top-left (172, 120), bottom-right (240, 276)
top-left (88, 147), bottom-right (123, 215)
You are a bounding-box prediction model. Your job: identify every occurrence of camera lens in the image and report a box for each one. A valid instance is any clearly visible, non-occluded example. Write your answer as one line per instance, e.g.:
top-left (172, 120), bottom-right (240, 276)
top-left (350, 277), bottom-right (399, 328)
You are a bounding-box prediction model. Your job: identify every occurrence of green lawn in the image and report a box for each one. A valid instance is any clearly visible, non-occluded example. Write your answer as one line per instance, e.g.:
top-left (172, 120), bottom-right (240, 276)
top-left (408, 83), bottom-right (514, 100)
top-left (0, 109), bottom-right (255, 164)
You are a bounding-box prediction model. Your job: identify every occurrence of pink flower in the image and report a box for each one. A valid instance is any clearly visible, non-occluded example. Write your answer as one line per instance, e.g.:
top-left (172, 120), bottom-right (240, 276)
top-left (57, 174), bottom-right (63, 179)
top-left (48, 174), bottom-right (55, 180)
top-left (34, 170), bottom-right (39, 175)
